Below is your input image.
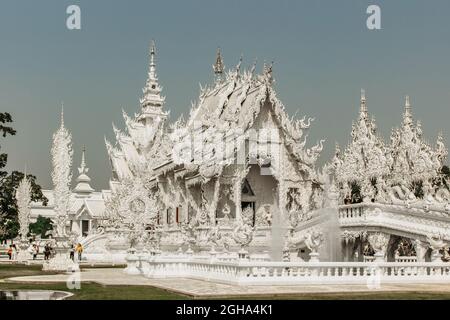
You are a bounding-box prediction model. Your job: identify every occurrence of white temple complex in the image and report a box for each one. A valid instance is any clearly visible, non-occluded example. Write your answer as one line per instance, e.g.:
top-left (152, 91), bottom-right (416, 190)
top-left (30, 42), bottom-right (450, 275)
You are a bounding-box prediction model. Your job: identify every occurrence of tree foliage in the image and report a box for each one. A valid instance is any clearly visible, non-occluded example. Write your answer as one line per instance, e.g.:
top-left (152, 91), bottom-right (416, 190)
top-left (29, 215), bottom-right (53, 239)
top-left (0, 112), bottom-right (47, 240)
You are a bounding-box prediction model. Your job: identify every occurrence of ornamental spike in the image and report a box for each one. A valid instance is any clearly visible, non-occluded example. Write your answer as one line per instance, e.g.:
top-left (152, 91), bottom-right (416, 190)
top-left (60, 102), bottom-right (65, 128)
top-left (81, 145), bottom-right (86, 170)
top-left (403, 95), bottom-right (413, 126)
top-left (360, 89), bottom-right (367, 116)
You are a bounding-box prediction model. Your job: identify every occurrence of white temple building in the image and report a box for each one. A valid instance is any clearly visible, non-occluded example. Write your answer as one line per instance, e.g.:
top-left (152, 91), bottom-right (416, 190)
top-left (30, 148), bottom-right (109, 239)
top-left (30, 42), bottom-right (450, 266)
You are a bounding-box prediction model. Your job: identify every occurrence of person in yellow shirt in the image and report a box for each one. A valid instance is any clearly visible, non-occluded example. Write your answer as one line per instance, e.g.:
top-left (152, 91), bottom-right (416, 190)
top-left (75, 243), bottom-right (83, 262)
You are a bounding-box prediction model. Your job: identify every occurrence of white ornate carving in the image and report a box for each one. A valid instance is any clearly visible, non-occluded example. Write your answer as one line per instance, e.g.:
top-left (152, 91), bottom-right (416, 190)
top-left (367, 233), bottom-right (389, 257)
top-left (16, 175), bottom-right (31, 241)
top-left (51, 108), bottom-right (73, 237)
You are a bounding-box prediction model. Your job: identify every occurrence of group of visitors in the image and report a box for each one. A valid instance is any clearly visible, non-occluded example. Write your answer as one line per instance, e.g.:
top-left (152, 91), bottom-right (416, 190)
top-left (6, 244), bottom-right (17, 260)
top-left (4, 241), bottom-right (83, 262)
top-left (6, 243), bottom-right (40, 260)
top-left (27, 243), bottom-right (40, 260)
top-left (44, 243), bottom-right (54, 260)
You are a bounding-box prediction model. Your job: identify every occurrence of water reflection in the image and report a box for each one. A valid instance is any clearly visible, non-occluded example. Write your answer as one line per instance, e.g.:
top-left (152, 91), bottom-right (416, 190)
top-left (0, 290), bottom-right (72, 300)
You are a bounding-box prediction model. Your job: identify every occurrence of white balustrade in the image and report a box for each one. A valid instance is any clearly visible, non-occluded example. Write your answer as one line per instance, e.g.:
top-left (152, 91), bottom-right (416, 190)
top-left (125, 254), bottom-right (450, 285)
top-left (395, 256), bottom-right (418, 263)
top-left (363, 256), bottom-right (375, 262)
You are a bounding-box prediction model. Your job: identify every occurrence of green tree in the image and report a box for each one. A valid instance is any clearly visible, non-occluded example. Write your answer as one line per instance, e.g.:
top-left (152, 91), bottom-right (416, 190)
top-left (29, 215), bottom-right (53, 239)
top-left (0, 112), bottom-right (48, 241)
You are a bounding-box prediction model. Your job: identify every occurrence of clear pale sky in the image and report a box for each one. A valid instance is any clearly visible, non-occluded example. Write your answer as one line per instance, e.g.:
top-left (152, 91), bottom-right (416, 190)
top-left (1, 0), bottom-right (449, 190)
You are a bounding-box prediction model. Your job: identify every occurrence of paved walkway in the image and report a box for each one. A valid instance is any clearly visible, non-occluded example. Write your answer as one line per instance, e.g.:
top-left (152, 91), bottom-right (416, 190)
top-left (5, 268), bottom-right (450, 297)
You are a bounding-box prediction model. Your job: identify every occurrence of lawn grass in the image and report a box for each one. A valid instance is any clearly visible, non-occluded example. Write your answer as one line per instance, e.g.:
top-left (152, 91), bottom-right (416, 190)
top-left (2, 264), bottom-right (450, 300)
top-left (0, 264), bottom-right (186, 300)
top-left (0, 263), bottom-right (56, 279)
top-left (0, 281), bottom-right (187, 300)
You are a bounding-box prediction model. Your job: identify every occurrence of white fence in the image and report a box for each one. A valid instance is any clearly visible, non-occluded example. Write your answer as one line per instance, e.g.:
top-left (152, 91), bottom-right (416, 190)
top-left (125, 254), bottom-right (450, 286)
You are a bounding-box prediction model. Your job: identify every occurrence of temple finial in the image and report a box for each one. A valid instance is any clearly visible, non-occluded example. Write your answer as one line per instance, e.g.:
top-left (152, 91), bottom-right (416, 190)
top-left (213, 47), bottom-right (224, 82)
top-left (81, 145), bottom-right (86, 170)
top-left (74, 145), bottom-right (94, 195)
top-left (359, 89), bottom-right (367, 118)
top-left (140, 39), bottom-right (166, 112)
top-left (149, 39), bottom-right (157, 80)
top-left (403, 95), bottom-right (413, 126)
top-left (60, 102), bottom-right (65, 128)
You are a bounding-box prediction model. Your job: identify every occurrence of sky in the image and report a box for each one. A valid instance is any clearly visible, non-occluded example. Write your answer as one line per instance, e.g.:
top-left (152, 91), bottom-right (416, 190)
top-left (0, 0), bottom-right (449, 190)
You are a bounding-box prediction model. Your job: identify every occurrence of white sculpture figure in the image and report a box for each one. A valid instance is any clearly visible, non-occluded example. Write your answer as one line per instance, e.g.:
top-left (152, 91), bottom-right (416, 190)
top-left (282, 242), bottom-right (291, 262)
top-left (233, 209), bottom-right (254, 259)
top-left (51, 107), bottom-right (73, 237)
top-left (304, 230), bottom-right (324, 262)
top-left (180, 222), bottom-right (197, 254)
top-left (255, 205), bottom-right (272, 226)
top-left (426, 234), bottom-right (446, 262)
top-left (222, 202), bottom-right (231, 219)
top-left (367, 233), bottom-right (389, 262)
top-left (16, 174), bottom-right (32, 261)
top-left (414, 239), bottom-right (429, 262)
top-left (206, 224), bottom-right (221, 253)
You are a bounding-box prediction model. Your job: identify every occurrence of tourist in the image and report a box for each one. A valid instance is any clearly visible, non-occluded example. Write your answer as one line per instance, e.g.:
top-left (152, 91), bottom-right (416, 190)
top-left (69, 244), bottom-right (75, 261)
top-left (11, 244), bottom-right (17, 260)
top-left (44, 244), bottom-right (51, 260)
top-left (76, 243), bottom-right (83, 262)
top-left (27, 244), bottom-right (34, 257)
top-left (32, 244), bottom-right (39, 260)
top-left (7, 245), bottom-right (12, 260)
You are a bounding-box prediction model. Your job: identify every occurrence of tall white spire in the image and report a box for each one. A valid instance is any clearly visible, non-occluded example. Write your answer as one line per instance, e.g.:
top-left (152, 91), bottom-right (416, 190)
top-left (140, 40), bottom-right (165, 110)
top-left (403, 95), bottom-right (413, 126)
top-left (359, 89), bottom-right (368, 119)
top-left (212, 47), bottom-right (224, 83)
top-left (139, 40), bottom-right (167, 124)
top-left (74, 146), bottom-right (94, 196)
top-left (51, 105), bottom-right (73, 237)
top-left (149, 40), bottom-right (157, 81)
top-left (60, 102), bottom-right (65, 128)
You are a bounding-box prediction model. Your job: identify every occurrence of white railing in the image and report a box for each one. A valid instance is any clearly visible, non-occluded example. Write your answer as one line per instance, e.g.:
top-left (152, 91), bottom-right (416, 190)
top-left (125, 254), bottom-right (450, 285)
top-left (395, 256), bottom-right (418, 263)
top-left (339, 204), bottom-right (367, 220)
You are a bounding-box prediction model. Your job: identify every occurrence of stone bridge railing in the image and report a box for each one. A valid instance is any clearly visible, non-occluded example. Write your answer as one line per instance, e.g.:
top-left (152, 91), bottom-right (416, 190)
top-left (338, 203), bottom-right (450, 241)
top-left (125, 253), bottom-right (450, 285)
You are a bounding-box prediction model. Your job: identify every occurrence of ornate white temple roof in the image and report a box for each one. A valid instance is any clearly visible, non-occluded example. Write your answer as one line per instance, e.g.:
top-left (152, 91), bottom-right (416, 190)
top-left (30, 189), bottom-right (107, 221)
top-left (166, 53), bottom-right (324, 180)
top-left (73, 147), bottom-right (95, 195)
top-left (389, 96), bottom-right (447, 184)
top-left (332, 91), bottom-right (448, 204)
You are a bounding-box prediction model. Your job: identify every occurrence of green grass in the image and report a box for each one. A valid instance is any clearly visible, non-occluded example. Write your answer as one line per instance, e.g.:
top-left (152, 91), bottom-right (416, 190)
top-left (0, 264), bottom-right (186, 300)
top-left (0, 263), bottom-right (56, 279)
top-left (0, 281), bottom-right (187, 300)
top-left (2, 264), bottom-right (450, 300)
